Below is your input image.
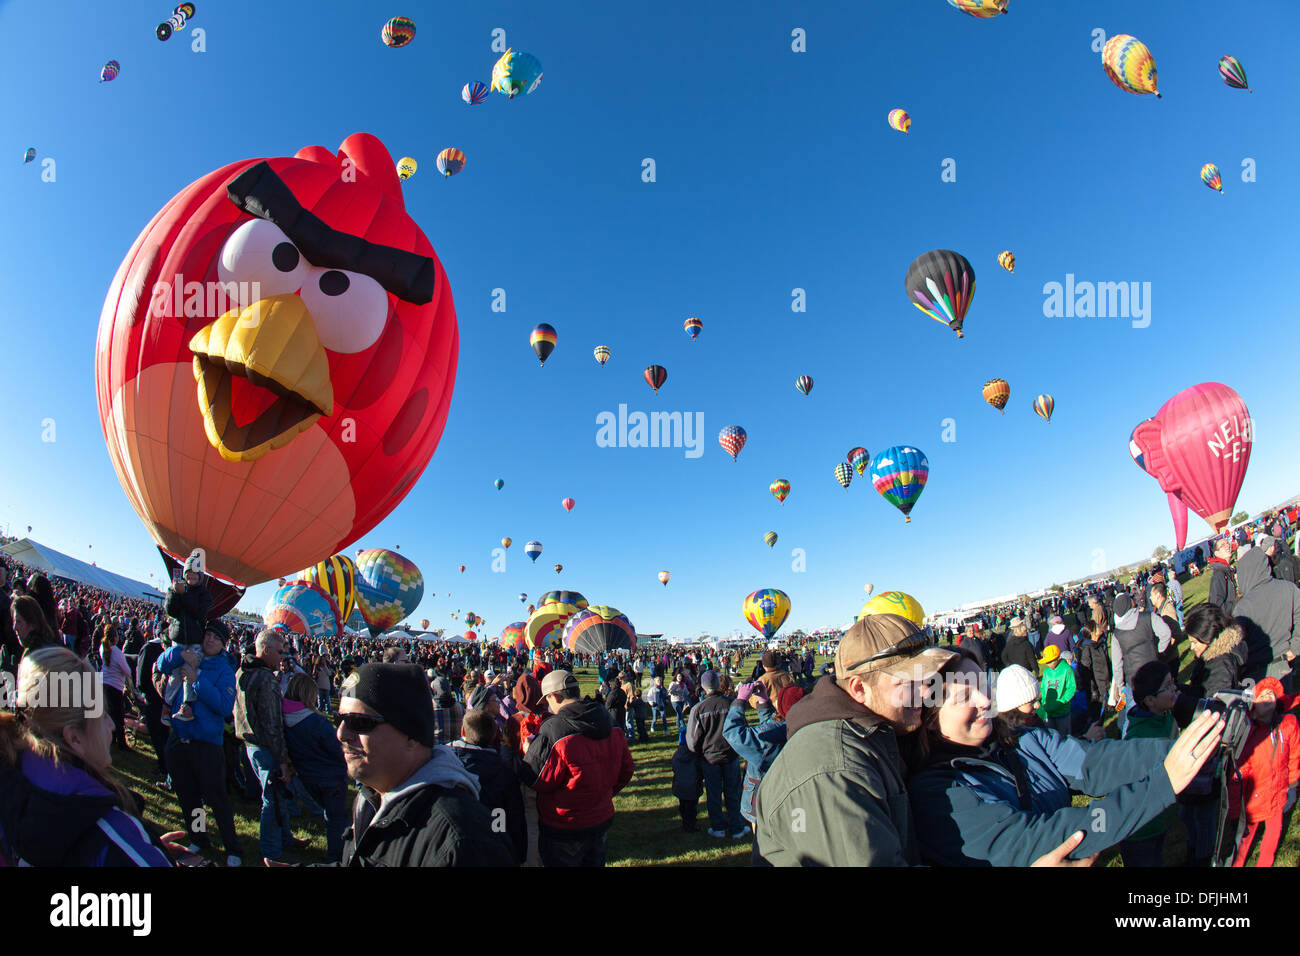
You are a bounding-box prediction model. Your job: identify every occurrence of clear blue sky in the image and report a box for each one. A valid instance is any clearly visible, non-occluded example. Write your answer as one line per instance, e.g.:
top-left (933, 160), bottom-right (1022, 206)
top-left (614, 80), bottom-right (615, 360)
top-left (2, 0), bottom-right (1297, 638)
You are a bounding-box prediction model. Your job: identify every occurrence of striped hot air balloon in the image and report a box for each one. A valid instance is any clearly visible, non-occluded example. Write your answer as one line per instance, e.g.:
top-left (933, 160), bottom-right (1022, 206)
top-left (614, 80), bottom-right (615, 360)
top-left (100, 59), bottom-right (120, 82)
top-left (530, 324), bottom-right (557, 366)
top-left (946, 0), bottom-right (1008, 16)
top-left (644, 365), bottom-right (667, 393)
top-left (982, 378), bottom-right (1010, 413)
top-left (770, 479), bottom-right (790, 504)
top-left (462, 81), bottom-right (489, 105)
top-left (795, 375), bottom-right (814, 396)
top-left (1033, 394), bottom-right (1055, 422)
top-left (719, 425), bottom-right (747, 461)
top-left (297, 553), bottom-right (358, 623)
top-left (684, 317), bottom-right (703, 341)
top-left (593, 345), bottom-right (611, 367)
top-left (436, 147), bottom-right (465, 177)
top-left (563, 606), bottom-right (636, 655)
top-left (381, 16), bottom-right (416, 48)
top-left (1102, 34), bottom-right (1160, 98)
top-left (997, 250), bottom-right (1015, 273)
top-left (1218, 56), bottom-right (1250, 92)
top-left (1201, 163), bottom-right (1223, 193)
top-left (524, 541), bottom-right (543, 562)
top-left (847, 447), bottom-right (871, 477)
top-left (905, 249), bottom-right (975, 338)
top-left (888, 109), bottom-right (911, 133)
top-left (764, 531), bottom-right (778, 548)
top-left (869, 446), bottom-right (929, 523)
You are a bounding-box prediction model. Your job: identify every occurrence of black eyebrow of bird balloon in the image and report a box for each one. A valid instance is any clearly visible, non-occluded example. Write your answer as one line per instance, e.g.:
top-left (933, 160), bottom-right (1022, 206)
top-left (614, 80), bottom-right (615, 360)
top-left (225, 161), bottom-right (435, 305)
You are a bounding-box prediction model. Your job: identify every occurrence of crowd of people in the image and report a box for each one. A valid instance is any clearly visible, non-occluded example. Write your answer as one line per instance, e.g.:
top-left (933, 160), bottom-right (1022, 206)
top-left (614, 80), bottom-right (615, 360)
top-left (1, 507), bottom-right (1298, 868)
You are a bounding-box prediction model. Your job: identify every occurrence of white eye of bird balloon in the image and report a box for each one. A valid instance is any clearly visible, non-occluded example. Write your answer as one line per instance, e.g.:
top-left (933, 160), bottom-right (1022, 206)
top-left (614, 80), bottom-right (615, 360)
top-left (299, 267), bottom-right (389, 354)
top-left (217, 219), bottom-right (312, 304)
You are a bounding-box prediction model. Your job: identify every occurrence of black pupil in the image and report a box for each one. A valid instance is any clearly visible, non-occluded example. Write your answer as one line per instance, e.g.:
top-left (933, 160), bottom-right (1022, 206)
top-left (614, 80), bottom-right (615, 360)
top-left (271, 242), bottom-right (299, 272)
top-left (320, 270), bottom-right (349, 296)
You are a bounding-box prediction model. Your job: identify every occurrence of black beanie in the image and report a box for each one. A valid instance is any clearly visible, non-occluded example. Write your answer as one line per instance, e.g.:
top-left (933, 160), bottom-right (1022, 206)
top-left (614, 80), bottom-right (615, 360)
top-left (345, 663), bottom-right (437, 747)
top-left (1131, 660), bottom-right (1169, 707)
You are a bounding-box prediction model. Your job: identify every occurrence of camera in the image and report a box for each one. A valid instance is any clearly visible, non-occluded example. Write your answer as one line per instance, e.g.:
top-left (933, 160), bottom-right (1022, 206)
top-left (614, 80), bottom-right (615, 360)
top-left (1192, 688), bottom-right (1254, 762)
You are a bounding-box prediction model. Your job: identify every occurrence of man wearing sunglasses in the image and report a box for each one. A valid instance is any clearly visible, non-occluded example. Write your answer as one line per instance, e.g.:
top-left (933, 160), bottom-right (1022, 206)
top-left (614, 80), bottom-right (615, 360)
top-left (333, 663), bottom-right (516, 867)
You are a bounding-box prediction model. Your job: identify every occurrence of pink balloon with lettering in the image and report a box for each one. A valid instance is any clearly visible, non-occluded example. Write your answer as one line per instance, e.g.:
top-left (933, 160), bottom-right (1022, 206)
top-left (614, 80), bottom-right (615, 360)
top-left (1130, 383), bottom-right (1252, 539)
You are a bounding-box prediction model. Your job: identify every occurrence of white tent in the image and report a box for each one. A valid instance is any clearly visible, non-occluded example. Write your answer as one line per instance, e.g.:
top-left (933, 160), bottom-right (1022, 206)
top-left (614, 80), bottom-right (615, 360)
top-left (1, 538), bottom-right (163, 601)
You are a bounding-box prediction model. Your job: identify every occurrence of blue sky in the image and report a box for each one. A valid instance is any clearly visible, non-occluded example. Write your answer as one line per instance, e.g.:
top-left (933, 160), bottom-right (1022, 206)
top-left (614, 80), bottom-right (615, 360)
top-left (1, 0), bottom-right (1297, 638)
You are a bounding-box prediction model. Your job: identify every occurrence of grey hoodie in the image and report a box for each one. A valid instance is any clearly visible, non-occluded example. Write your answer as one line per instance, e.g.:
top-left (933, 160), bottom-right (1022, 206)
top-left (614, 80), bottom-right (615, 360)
top-left (1233, 547), bottom-right (1300, 676)
top-left (374, 746), bottom-right (481, 826)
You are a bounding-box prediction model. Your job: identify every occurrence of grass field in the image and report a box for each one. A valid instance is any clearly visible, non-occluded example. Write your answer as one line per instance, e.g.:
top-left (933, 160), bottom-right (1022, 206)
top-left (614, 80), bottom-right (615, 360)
top-left (115, 568), bottom-right (1299, 866)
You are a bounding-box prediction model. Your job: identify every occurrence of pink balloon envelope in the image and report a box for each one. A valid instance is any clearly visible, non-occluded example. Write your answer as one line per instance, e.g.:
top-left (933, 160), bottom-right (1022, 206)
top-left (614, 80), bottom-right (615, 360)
top-left (1130, 420), bottom-right (1190, 549)
top-left (561, 497), bottom-right (576, 512)
top-left (1130, 383), bottom-right (1252, 538)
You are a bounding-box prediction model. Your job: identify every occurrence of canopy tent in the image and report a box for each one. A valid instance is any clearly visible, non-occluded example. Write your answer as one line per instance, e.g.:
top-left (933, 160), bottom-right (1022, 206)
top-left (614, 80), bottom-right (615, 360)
top-left (1, 538), bottom-right (163, 601)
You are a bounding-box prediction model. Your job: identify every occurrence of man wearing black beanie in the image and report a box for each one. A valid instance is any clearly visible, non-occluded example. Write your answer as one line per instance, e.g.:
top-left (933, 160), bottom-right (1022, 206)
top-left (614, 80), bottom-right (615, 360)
top-left (331, 663), bottom-right (516, 867)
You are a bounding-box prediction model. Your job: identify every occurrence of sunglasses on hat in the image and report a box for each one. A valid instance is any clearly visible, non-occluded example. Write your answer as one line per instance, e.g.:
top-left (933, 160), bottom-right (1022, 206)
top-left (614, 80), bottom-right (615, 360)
top-left (843, 631), bottom-right (929, 673)
top-left (339, 713), bottom-right (387, 735)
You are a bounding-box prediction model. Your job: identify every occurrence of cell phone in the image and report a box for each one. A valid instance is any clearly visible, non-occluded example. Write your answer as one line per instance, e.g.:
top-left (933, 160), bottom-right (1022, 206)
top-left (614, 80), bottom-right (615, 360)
top-left (172, 568), bottom-right (183, 584)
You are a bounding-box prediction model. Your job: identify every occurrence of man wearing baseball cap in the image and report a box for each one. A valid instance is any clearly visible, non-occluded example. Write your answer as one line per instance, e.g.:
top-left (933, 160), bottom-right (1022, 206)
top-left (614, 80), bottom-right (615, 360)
top-left (753, 614), bottom-right (957, 866)
top-left (520, 669), bottom-right (634, 866)
top-left (333, 663), bottom-right (516, 867)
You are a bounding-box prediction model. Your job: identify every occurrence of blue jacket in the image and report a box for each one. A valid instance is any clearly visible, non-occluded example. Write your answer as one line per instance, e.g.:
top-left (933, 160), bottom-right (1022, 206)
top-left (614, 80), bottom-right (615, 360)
top-left (908, 728), bottom-right (1176, 867)
top-left (156, 646), bottom-right (235, 747)
top-left (721, 701), bottom-right (788, 824)
top-left (284, 707), bottom-right (348, 789)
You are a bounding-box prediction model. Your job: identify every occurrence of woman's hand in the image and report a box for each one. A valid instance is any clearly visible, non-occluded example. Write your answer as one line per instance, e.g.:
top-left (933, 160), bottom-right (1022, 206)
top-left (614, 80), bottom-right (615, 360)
top-left (1163, 709), bottom-right (1224, 794)
top-left (1030, 830), bottom-right (1097, 867)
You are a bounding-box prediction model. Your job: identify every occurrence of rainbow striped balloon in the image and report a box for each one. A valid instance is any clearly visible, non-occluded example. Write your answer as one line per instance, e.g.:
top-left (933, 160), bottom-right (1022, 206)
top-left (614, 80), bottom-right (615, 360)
top-left (946, 0), bottom-right (1008, 16)
top-left (743, 588), bottom-right (790, 638)
top-left (381, 16), bottom-right (416, 48)
top-left (888, 109), bottom-right (911, 134)
top-left (1102, 34), bottom-right (1160, 98)
top-left (530, 324), bottom-right (557, 366)
top-left (869, 446), bottom-right (929, 522)
top-left (593, 345), bottom-right (611, 366)
top-left (1033, 394), bottom-right (1054, 422)
top-left (770, 478), bottom-right (790, 504)
top-left (436, 147), bottom-right (465, 177)
top-left (1218, 56), bottom-right (1249, 91)
top-left (563, 606), bottom-right (636, 655)
top-left (847, 446), bottom-right (871, 476)
top-left (1200, 163), bottom-right (1223, 193)
top-left (684, 316), bottom-right (703, 341)
top-left (500, 621), bottom-right (528, 653)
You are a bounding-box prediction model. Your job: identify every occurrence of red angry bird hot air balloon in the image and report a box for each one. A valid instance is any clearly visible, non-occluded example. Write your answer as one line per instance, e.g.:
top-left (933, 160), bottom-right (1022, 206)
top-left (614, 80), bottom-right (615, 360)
top-left (95, 133), bottom-right (459, 587)
top-left (1129, 383), bottom-right (1252, 540)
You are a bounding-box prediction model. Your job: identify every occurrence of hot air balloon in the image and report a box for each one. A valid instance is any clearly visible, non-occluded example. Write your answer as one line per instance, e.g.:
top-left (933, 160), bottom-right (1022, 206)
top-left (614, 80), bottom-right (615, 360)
top-left (795, 375), bottom-right (814, 396)
top-left (770, 479), bottom-right (790, 504)
top-left (297, 553), bottom-right (358, 624)
top-left (658, 571), bottom-right (670, 586)
top-left (1033, 394), bottom-right (1054, 423)
top-left (436, 148), bottom-right (465, 177)
top-left (95, 133), bottom-right (458, 587)
top-left (997, 250), bottom-right (1015, 273)
top-left (834, 462), bottom-right (853, 490)
top-left (100, 60), bottom-right (120, 82)
top-left (1129, 383), bottom-right (1251, 541)
top-left (684, 317), bottom-right (703, 341)
top-left (1102, 35), bottom-right (1160, 98)
top-left (501, 537), bottom-right (512, 549)
top-left (354, 549), bottom-right (423, 636)
top-left (764, 531), bottom-right (778, 548)
top-left (518, 593), bottom-right (527, 602)
top-left (264, 582), bottom-right (342, 642)
top-left (905, 249), bottom-right (975, 338)
top-left (526, 591), bottom-right (587, 649)
top-left (982, 378), bottom-right (1010, 413)
top-left (1201, 163), bottom-right (1223, 194)
top-left (1219, 56), bottom-right (1250, 92)
top-left (277, 578), bottom-right (287, 587)
top-left (869, 446), bottom-right (929, 522)
top-left (743, 588), bottom-right (790, 639)
top-left (500, 621), bottom-right (528, 653)
top-left (23, 148), bottom-right (35, 164)
top-left (561, 497), bottom-right (575, 513)
top-left (530, 324), bottom-right (557, 366)
top-left (947, 0), bottom-right (1008, 16)
top-left (525, 541), bottom-right (543, 562)
top-left (563, 606), bottom-right (636, 654)
top-left (847, 447), bottom-right (871, 477)
top-left (491, 49), bottom-right (543, 98)
top-left (462, 81), bottom-right (489, 105)
top-left (887, 109), bottom-right (911, 134)
top-left (719, 425), bottom-right (747, 461)
top-left (420, 618), bottom-right (430, 630)
top-left (396, 157), bottom-right (418, 181)
top-left (458, 564), bottom-right (466, 573)
top-left (553, 564), bottom-right (563, 574)
top-left (863, 583), bottom-right (874, 596)
top-left (176, 3), bottom-right (196, 17)
top-left (494, 478), bottom-right (504, 490)
top-left (1130, 420), bottom-right (1190, 550)
top-left (644, 365), bottom-right (667, 393)
top-left (593, 345), bottom-right (610, 367)
top-left (857, 591), bottom-right (925, 627)
top-left (381, 16), bottom-right (416, 48)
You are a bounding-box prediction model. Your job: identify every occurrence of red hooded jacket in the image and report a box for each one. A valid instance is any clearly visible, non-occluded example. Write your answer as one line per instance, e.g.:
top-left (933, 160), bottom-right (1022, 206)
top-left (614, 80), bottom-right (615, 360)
top-left (1228, 680), bottom-right (1300, 822)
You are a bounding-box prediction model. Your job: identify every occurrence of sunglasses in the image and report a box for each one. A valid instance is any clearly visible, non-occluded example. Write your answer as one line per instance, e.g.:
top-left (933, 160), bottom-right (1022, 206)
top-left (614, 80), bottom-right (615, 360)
top-left (843, 632), bottom-right (928, 673)
top-left (339, 713), bottom-right (387, 734)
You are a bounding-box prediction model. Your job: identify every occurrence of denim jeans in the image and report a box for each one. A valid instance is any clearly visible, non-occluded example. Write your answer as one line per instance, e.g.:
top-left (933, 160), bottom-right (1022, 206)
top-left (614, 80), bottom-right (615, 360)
top-left (672, 700), bottom-right (686, 726)
top-left (246, 744), bottom-right (294, 861)
top-left (701, 759), bottom-right (743, 833)
top-left (538, 822), bottom-right (610, 867)
top-left (316, 689), bottom-right (331, 715)
top-left (650, 705), bottom-right (667, 733)
top-left (301, 779), bottom-right (350, 863)
top-left (1179, 800), bottom-right (1218, 864)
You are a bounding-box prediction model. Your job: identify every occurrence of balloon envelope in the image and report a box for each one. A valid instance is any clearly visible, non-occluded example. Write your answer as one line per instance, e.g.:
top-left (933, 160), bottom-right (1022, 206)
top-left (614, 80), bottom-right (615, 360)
top-left (869, 446), bottom-right (929, 521)
top-left (354, 548), bottom-right (424, 635)
top-left (381, 16), bottom-right (415, 47)
top-left (770, 479), bottom-right (790, 504)
top-left (887, 109), bottom-right (911, 133)
top-left (530, 324), bottom-right (557, 365)
top-left (983, 378), bottom-right (1010, 412)
top-left (297, 553), bottom-right (358, 624)
top-left (491, 49), bottom-right (543, 98)
top-left (719, 425), bottom-right (747, 461)
top-left (905, 250), bottom-right (975, 337)
top-left (564, 606), bottom-right (636, 655)
top-left (525, 541), bottom-right (543, 561)
top-left (743, 588), bottom-right (790, 638)
top-left (858, 591), bottom-right (925, 627)
top-left (264, 583), bottom-right (341, 642)
top-left (1102, 34), bottom-right (1160, 97)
